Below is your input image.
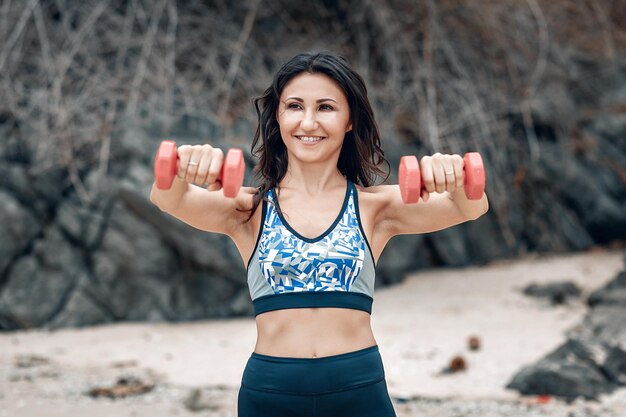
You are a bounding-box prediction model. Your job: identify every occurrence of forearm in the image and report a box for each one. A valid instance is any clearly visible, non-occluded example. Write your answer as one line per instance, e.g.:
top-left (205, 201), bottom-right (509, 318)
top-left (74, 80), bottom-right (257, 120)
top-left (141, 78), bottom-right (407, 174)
top-left (447, 189), bottom-right (489, 220)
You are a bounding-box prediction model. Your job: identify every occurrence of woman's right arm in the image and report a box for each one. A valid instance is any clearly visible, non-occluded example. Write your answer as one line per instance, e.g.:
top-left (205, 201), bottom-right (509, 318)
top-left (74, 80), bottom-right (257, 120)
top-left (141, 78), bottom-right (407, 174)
top-left (149, 144), bottom-right (255, 236)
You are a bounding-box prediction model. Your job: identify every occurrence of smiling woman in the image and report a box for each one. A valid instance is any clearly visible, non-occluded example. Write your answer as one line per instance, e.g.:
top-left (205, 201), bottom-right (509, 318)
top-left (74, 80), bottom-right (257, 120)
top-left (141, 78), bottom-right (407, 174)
top-left (150, 51), bottom-right (488, 417)
top-left (277, 73), bottom-right (353, 165)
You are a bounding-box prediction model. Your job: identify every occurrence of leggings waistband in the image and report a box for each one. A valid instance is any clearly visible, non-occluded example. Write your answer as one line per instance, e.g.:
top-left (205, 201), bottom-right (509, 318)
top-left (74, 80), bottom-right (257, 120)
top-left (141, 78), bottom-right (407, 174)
top-left (241, 345), bottom-right (385, 395)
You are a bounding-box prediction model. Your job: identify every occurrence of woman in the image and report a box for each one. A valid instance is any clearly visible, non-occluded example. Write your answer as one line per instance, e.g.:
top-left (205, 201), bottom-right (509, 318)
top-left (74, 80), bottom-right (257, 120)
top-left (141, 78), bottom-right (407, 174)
top-left (150, 51), bottom-right (489, 417)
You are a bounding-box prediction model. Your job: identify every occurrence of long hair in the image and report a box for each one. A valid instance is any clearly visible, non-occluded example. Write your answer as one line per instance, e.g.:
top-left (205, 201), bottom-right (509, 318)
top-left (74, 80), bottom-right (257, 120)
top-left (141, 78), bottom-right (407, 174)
top-left (244, 51), bottom-right (389, 221)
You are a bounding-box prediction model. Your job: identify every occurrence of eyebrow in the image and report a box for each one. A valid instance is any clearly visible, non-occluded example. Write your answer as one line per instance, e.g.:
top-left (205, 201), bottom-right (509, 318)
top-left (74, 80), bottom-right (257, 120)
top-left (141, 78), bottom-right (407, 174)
top-left (285, 97), bottom-right (338, 103)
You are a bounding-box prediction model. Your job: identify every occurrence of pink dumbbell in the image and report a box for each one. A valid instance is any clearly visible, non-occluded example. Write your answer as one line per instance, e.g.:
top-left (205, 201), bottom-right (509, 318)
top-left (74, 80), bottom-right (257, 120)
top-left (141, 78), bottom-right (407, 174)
top-left (154, 140), bottom-right (244, 198)
top-left (398, 152), bottom-right (486, 203)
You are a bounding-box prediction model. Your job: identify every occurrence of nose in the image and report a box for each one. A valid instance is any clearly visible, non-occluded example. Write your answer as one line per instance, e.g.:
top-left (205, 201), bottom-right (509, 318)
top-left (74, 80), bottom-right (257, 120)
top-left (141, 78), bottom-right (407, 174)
top-left (300, 110), bottom-right (318, 131)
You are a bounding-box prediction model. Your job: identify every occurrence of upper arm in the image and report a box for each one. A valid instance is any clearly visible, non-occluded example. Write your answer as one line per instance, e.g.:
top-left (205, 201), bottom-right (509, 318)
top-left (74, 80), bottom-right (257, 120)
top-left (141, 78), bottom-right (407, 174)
top-left (150, 182), bottom-right (257, 237)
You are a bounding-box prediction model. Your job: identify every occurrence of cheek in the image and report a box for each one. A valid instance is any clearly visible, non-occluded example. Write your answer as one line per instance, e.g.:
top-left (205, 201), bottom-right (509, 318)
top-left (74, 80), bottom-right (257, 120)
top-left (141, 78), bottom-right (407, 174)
top-left (319, 112), bottom-right (347, 126)
top-left (277, 116), bottom-right (297, 141)
top-left (278, 112), bottom-right (300, 128)
top-left (335, 115), bottom-right (352, 132)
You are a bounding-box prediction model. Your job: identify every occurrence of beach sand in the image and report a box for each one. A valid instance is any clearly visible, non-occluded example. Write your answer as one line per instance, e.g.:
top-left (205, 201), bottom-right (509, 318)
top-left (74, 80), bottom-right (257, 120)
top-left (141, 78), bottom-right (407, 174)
top-left (1, 248), bottom-right (625, 416)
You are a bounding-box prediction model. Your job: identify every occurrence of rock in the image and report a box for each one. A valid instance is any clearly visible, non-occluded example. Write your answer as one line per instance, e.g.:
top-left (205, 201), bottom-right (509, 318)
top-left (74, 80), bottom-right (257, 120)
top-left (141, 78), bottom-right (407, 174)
top-left (46, 283), bottom-right (115, 329)
top-left (506, 337), bottom-right (617, 401)
top-left (88, 375), bottom-right (154, 399)
top-left (579, 305), bottom-right (626, 345)
top-left (468, 335), bottom-right (481, 351)
top-left (441, 355), bottom-right (467, 374)
top-left (522, 281), bottom-right (582, 305)
top-left (183, 386), bottom-right (231, 412)
top-left (56, 194), bottom-right (112, 250)
top-left (1, 2), bottom-right (626, 330)
top-left (604, 345), bottom-right (626, 385)
top-left (587, 271), bottom-right (626, 307)
top-left (0, 226), bottom-right (86, 329)
top-left (508, 263), bottom-right (626, 400)
top-left (0, 190), bottom-right (41, 276)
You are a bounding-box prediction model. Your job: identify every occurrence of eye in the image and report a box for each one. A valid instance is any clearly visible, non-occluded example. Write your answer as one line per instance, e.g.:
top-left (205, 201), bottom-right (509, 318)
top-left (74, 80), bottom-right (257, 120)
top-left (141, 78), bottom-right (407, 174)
top-left (319, 104), bottom-right (334, 111)
top-left (287, 102), bottom-right (302, 110)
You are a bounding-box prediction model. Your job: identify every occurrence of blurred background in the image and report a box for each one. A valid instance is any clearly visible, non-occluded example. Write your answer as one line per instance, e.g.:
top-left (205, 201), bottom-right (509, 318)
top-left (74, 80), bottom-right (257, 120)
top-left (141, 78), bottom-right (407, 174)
top-left (1, 0), bottom-right (624, 330)
top-left (0, 0), bottom-right (626, 417)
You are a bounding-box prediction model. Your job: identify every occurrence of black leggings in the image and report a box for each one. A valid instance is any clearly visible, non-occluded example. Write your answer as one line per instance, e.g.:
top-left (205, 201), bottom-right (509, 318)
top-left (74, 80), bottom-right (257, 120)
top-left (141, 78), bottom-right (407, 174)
top-left (237, 345), bottom-right (397, 417)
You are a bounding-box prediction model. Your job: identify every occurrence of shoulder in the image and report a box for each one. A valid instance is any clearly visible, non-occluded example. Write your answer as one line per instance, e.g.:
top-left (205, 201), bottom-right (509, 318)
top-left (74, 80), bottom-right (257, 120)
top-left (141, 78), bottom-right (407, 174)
top-left (353, 183), bottom-right (395, 209)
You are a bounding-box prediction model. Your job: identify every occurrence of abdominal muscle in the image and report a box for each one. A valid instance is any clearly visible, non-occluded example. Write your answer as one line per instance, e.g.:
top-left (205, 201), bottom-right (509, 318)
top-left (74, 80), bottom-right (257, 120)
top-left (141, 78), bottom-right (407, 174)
top-left (253, 307), bottom-right (377, 358)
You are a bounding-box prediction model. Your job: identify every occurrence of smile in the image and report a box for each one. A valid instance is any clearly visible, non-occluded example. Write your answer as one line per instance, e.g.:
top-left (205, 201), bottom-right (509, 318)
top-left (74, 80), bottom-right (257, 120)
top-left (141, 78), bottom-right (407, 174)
top-left (296, 136), bottom-right (325, 143)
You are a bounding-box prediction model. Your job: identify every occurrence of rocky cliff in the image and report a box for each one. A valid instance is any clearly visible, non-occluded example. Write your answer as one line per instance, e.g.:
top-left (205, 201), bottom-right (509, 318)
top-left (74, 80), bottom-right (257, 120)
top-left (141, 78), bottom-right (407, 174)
top-left (0, 0), bottom-right (624, 329)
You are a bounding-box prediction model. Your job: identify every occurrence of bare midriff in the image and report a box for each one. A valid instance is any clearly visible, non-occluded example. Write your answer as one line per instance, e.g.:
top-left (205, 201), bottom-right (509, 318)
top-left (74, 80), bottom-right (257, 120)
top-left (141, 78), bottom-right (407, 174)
top-left (253, 307), bottom-right (377, 358)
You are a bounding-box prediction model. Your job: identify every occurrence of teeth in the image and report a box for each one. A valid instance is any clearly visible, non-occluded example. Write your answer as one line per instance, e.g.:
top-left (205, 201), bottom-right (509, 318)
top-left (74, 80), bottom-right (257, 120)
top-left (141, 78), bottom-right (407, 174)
top-left (297, 136), bottom-right (324, 143)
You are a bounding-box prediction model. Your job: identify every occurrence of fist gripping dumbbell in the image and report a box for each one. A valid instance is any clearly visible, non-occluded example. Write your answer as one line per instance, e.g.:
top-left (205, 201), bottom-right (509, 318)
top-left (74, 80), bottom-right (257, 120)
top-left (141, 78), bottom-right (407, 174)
top-left (398, 152), bottom-right (486, 204)
top-left (153, 140), bottom-right (245, 198)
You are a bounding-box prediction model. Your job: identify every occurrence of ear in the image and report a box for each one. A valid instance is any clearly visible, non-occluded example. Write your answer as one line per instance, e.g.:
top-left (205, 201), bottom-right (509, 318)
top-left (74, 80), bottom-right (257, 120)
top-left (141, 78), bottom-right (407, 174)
top-left (345, 121), bottom-right (352, 133)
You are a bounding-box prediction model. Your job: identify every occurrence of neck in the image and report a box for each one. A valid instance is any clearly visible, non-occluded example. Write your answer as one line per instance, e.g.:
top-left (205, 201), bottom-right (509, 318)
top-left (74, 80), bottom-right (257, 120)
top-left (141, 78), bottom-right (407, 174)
top-left (279, 161), bottom-right (346, 197)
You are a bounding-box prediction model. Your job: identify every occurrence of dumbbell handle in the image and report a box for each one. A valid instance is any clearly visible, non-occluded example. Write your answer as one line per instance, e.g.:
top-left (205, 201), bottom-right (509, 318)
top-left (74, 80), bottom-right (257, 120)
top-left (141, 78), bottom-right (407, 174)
top-left (154, 140), bottom-right (244, 198)
top-left (399, 152), bottom-right (486, 204)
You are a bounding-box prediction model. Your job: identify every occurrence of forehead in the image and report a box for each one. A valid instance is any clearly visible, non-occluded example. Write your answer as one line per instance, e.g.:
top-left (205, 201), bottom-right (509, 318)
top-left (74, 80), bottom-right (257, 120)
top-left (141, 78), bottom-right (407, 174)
top-left (280, 72), bottom-right (347, 101)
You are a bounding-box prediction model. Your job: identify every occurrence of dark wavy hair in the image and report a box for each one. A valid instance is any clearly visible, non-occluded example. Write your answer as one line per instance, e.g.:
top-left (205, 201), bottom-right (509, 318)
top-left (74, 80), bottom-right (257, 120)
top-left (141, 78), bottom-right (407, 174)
top-left (244, 51), bottom-right (389, 221)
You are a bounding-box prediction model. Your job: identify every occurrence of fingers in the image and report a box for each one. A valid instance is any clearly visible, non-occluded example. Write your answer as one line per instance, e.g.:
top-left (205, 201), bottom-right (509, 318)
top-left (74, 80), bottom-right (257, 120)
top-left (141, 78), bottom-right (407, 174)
top-left (207, 148), bottom-right (224, 186)
top-left (420, 156), bottom-right (436, 195)
top-left (185, 146), bottom-right (203, 184)
top-left (195, 146), bottom-right (212, 185)
top-left (177, 145), bottom-right (192, 179)
top-left (176, 144), bottom-right (223, 187)
top-left (420, 153), bottom-right (465, 196)
top-left (451, 155), bottom-right (464, 189)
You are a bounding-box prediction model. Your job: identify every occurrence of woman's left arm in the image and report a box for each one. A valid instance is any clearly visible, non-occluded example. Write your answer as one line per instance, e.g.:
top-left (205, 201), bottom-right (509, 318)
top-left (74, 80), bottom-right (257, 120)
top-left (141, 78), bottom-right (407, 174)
top-left (374, 153), bottom-right (489, 238)
top-left (446, 188), bottom-right (490, 222)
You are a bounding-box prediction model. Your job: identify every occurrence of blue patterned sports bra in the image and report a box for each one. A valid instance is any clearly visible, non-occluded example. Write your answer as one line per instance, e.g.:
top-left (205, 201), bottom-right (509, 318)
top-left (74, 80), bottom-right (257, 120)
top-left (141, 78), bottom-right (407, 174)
top-left (246, 180), bottom-right (376, 316)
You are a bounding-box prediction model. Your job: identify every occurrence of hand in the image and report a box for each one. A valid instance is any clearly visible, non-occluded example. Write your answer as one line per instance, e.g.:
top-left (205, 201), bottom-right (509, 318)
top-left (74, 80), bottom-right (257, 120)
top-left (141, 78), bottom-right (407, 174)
top-left (176, 144), bottom-right (224, 190)
top-left (419, 153), bottom-right (464, 202)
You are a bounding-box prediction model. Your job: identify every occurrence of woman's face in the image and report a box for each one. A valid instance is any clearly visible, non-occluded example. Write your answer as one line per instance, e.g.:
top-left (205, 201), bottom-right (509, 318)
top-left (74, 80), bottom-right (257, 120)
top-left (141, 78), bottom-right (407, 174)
top-left (277, 72), bottom-right (352, 166)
